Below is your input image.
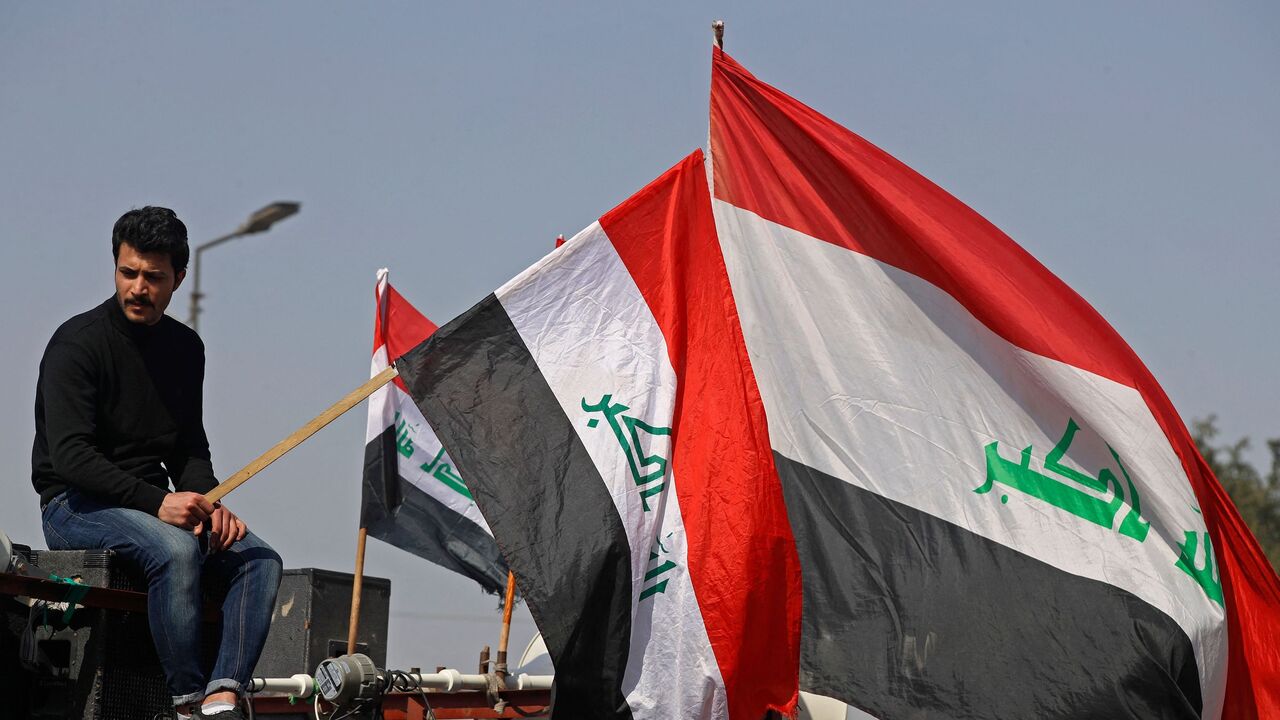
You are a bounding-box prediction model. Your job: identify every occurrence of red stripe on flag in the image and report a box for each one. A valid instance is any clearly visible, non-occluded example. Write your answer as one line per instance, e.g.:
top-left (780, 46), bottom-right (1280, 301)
top-left (600, 151), bottom-right (802, 719)
top-left (1143, 384), bottom-right (1280, 719)
top-left (710, 48), bottom-right (1280, 717)
top-left (374, 279), bottom-right (440, 393)
top-left (712, 48), bottom-right (1131, 387)
top-left (375, 282), bottom-right (439, 360)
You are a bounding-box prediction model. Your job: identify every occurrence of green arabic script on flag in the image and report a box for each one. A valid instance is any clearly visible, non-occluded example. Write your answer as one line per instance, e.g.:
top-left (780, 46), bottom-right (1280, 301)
top-left (977, 418), bottom-right (1150, 542)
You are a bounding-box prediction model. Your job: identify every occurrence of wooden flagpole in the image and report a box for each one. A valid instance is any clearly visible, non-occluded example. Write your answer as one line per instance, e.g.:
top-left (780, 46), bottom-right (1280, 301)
top-left (203, 364), bottom-right (397, 652)
top-left (495, 570), bottom-right (518, 679)
top-left (205, 365), bottom-right (399, 503)
top-left (201, 365), bottom-right (397, 652)
top-left (347, 271), bottom-right (395, 657)
top-left (347, 527), bottom-right (369, 654)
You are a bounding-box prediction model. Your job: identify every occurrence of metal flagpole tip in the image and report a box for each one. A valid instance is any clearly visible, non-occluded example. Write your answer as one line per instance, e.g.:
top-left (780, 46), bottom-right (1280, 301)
top-left (712, 20), bottom-right (725, 49)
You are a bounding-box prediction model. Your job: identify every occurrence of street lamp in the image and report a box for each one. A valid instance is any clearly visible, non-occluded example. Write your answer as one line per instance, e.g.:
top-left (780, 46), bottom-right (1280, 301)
top-left (188, 201), bottom-right (300, 332)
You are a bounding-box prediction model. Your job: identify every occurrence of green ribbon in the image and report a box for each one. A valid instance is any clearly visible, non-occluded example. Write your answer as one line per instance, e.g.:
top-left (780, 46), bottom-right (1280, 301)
top-left (46, 574), bottom-right (90, 624)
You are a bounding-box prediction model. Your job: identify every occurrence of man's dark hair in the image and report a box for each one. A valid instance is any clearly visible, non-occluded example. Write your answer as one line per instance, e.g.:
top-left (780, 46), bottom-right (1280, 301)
top-left (112, 206), bottom-right (190, 273)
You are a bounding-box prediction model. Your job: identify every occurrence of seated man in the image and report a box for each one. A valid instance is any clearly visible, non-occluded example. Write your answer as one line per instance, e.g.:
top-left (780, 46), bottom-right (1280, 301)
top-left (32, 206), bottom-right (282, 720)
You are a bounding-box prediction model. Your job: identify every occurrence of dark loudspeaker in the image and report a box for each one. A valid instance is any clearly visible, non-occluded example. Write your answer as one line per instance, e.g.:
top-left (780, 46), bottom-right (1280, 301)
top-left (23, 549), bottom-right (222, 720)
top-left (253, 568), bottom-right (391, 678)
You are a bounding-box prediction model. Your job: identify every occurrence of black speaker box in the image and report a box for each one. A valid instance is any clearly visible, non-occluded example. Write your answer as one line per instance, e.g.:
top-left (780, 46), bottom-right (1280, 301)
top-left (25, 549), bottom-right (168, 719)
top-left (23, 549), bottom-right (221, 720)
top-left (254, 568), bottom-right (390, 679)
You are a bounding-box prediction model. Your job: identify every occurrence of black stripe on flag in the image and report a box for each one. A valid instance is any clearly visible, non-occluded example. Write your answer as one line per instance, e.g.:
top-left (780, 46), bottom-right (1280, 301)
top-left (397, 294), bottom-right (636, 720)
top-left (772, 451), bottom-right (1203, 720)
top-left (361, 425), bottom-right (403, 527)
top-left (361, 426), bottom-right (509, 593)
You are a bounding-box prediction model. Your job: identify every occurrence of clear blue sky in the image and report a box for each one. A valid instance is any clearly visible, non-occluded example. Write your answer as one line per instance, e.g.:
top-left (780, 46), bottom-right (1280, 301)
top-left (2, 3), bottom-right (1276, 672)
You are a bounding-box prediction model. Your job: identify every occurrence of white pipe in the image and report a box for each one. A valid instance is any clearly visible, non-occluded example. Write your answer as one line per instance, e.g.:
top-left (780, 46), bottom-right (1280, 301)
top-left (249, 674), bottom-right (315, 697)
top-left (398, 669), bottom-right (557, 692)
top-left (409, 668), bottom-right (475, 692)
top-left (248, 670), bottom-right (554, 697)
top-left (517, 673), bottom-right (554, 690)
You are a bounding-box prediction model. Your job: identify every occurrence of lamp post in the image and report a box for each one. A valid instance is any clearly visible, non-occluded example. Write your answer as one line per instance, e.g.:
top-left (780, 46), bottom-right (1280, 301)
top-left (188, 201), bottom-right (300, 333)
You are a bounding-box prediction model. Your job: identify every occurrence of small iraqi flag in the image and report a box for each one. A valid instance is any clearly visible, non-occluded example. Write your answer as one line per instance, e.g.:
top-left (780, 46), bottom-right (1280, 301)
top-left (360, 270), bottom-right (507, 594)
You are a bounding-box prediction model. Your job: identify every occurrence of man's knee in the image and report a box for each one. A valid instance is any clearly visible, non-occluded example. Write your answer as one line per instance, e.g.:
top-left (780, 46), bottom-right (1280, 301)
top-left (231, 534), bottom-right (283, 587)
top-left (252, 544), bottom-right (284, 588)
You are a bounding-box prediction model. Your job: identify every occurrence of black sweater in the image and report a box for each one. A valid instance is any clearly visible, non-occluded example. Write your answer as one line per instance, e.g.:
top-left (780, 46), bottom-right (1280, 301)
top-left (32, 297), bottom-right (217, 515)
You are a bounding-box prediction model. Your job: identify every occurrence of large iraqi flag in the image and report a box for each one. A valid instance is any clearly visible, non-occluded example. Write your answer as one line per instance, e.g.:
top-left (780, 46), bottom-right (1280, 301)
top-left (361, 269), bottom-right (508, 594)
top-left (709, 47), bottom-right (1280, 719)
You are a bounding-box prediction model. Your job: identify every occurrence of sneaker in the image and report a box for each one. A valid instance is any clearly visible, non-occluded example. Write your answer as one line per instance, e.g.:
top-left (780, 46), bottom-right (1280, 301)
top-left (194, 706), bottom-right (246, 720)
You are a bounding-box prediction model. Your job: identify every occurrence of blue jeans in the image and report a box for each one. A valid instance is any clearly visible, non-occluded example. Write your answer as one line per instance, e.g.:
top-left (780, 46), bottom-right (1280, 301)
top-left (42, 490), bottom-right (283, 706)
